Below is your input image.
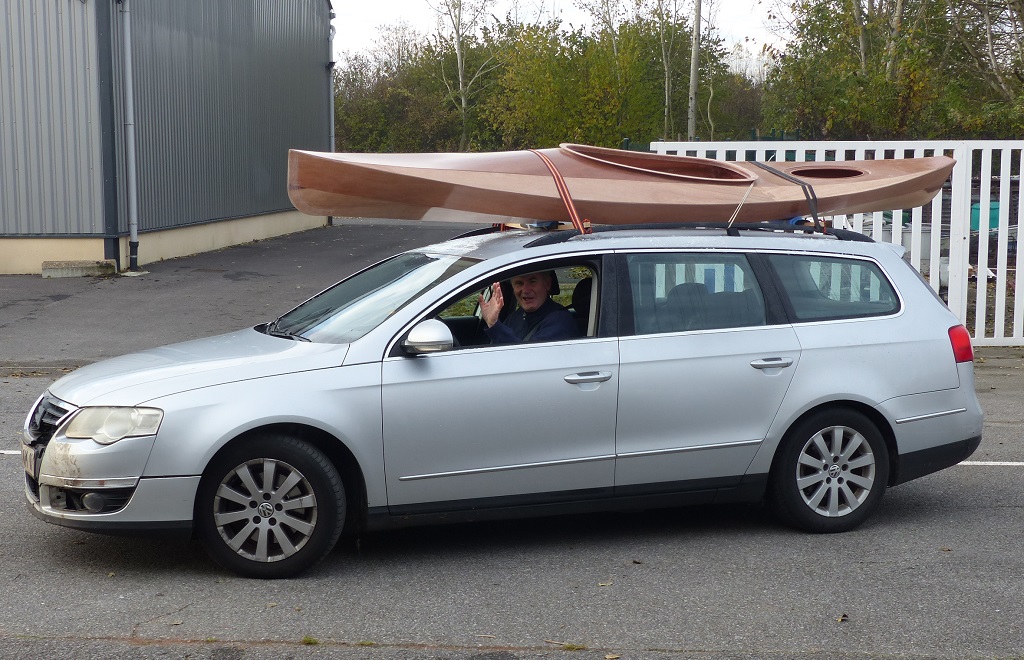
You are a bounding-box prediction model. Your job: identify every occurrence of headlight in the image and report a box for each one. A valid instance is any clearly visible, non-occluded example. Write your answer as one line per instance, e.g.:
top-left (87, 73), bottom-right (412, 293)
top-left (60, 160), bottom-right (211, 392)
top-left (64, 407), bottom-right (164, 445)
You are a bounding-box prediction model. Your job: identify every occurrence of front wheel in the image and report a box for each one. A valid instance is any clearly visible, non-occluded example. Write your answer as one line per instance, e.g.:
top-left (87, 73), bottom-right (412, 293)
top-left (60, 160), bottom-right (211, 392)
top-left (196, 434), bottom-right (346, 578)
top-left (769, 409), bottom-right (889, 533)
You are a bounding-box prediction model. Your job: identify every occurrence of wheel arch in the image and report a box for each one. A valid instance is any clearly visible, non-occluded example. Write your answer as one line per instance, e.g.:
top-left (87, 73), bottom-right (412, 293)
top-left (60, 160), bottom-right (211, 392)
top-left (768, 400), bottom-right (899, 488)
top-left (192, 422), bottom-right (368, 538)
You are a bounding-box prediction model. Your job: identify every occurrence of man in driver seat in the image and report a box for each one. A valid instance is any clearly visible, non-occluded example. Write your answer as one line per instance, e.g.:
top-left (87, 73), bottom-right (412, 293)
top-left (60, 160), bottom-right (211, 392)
top-left (479, 271), bottom-right (578, 344)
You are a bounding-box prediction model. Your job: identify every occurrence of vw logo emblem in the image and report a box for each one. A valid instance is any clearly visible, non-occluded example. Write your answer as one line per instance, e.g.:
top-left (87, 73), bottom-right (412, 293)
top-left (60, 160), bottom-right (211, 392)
top-left (258, 502), bottom-right (275, 518)
top-left (828, 464), bottom-right (842, 479)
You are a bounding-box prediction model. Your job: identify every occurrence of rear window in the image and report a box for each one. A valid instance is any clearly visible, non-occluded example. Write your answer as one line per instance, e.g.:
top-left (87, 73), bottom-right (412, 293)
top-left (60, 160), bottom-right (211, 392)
top-left (767, 254), bottom-right (900, 321)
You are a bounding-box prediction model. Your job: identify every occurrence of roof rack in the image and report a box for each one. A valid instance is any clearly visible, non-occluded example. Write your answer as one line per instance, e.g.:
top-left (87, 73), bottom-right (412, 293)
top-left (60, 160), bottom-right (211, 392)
top-left (519, 222), bottom-right (873, 248)
top-left (453, 221), bottom-right (874, 248)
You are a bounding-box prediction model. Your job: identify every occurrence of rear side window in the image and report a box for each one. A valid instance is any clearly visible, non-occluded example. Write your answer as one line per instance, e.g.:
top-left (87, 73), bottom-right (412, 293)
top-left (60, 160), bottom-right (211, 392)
top-left (624, 253), bottom-right (767, 334)
top-left (767, 254), bottom-right (900, 321)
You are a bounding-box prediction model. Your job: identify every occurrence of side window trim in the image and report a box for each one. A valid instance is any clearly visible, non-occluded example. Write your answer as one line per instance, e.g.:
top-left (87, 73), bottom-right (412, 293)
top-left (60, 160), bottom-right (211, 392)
top-left (748, 252), bottom-right (795, 326)
top-left (595, 253), bottom-right (618, 338)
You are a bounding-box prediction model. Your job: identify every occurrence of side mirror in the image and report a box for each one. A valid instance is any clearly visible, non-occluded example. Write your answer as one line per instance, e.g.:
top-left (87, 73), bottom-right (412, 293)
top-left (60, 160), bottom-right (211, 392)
top-left (401, 319), bottom-right (454, 355)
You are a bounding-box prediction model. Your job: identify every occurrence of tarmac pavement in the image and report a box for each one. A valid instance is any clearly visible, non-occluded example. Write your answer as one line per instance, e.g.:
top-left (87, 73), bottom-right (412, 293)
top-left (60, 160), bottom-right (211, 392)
top-left (0, 219), bottom-right (475, 370)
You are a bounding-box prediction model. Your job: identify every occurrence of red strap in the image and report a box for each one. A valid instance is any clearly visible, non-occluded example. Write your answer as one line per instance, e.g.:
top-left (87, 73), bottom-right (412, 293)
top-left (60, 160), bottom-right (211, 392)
top-left (529, 149), bottom-right (592, 234)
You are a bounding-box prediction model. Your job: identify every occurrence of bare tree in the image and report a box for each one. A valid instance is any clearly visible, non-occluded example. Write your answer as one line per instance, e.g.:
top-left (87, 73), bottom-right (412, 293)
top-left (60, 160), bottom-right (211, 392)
top-left (687, 0), bottom-right (701, 139)
top-left (577, 0), bottom-right (629, 88)
top-left (945, 0), bottom-right (1023, 99)
top-left (644, 0), bottom-right (684, 140)
top-left (430, 0), bottom-right (499, 150)
top-left (371, 21), bottom-right (425, 76)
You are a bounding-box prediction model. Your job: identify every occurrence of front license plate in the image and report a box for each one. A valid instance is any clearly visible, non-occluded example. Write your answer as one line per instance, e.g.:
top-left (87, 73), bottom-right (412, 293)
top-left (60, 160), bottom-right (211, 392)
top-left (21, 444), bottom-right (40, 480)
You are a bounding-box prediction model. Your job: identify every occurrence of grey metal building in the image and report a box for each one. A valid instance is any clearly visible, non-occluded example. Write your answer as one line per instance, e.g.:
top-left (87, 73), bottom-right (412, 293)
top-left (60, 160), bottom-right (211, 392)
top-left (0, 0), bottom-right (334, 274)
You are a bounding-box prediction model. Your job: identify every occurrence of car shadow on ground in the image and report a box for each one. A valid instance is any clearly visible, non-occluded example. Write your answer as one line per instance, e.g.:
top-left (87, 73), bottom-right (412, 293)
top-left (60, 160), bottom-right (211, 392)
top-left (29, 485), bottom-right (955, 580)
top-left (334, 503), bottom-right (779, 560)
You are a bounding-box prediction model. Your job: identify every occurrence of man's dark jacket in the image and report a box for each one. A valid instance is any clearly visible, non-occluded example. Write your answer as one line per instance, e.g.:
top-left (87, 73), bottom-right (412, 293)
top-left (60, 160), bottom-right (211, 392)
top-left (485, 298), bottom-right (577, 344)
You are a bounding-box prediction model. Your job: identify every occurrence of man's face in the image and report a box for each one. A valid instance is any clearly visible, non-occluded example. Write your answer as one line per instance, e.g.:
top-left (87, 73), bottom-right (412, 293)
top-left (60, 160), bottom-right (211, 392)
top-left (511, 272), bottom-right (551, 313)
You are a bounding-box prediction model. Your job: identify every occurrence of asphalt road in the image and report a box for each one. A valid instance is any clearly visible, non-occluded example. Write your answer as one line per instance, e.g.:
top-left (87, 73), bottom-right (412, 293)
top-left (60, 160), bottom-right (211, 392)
top-left (0, 219), bottom-right (1021, 659)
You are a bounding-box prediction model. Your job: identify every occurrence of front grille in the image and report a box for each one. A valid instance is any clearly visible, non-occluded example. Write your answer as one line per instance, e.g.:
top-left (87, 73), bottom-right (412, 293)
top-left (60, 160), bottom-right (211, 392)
top-left (26, 474), bottom-right (40, 501)
top-left (27, 394), bottom-right (77, 444)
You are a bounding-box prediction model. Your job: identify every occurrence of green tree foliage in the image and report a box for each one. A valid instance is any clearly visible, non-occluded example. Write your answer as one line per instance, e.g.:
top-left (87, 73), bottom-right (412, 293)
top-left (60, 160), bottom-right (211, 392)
top-left (332, 8), bottom-right (746, 152)
top-left (481, 18), bottom-right (663, 148)
top-left (334, 0), bottom-right (1023, 151)
top-left (762, 0), bottom-right (1024, 138)
top-left (333, 48), bottom-right (462, 152)
top-left (706, 70), bottom-right (764, 141)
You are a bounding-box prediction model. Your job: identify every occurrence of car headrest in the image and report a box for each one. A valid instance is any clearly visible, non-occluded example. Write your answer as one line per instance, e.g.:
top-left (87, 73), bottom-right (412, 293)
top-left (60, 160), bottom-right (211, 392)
top-left (572, 277), bottom-right (593, 311)
top-left (548, 271), bottom-right (560, 296)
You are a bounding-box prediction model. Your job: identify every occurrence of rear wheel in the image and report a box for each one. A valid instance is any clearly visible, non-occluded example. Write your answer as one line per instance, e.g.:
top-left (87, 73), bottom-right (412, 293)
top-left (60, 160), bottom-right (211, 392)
top-left (769, 409), bottom-right (889, 533)
top-left (196, 434), bottom-right (346, 578)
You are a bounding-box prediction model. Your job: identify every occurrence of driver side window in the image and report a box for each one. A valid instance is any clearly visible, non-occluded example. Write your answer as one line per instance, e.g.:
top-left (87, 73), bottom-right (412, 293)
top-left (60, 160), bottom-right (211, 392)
top-left (434, 262), bottom-right (598, 348)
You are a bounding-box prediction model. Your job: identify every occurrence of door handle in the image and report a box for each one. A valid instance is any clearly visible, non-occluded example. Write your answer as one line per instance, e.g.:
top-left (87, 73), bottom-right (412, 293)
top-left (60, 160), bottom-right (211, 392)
top-left (750, 357), bottom-right (794, 370)
top-left (564, 371), bottom-right (613, 384)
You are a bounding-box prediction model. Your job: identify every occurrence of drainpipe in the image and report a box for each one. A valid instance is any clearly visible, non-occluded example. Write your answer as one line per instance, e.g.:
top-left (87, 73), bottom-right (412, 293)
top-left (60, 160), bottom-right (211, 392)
top-left (328, 7), bottom-right (336, 152)
top-left (327, 4), bottom-right (336, 225)
top-left (120, 0), bottom-right (140, 270)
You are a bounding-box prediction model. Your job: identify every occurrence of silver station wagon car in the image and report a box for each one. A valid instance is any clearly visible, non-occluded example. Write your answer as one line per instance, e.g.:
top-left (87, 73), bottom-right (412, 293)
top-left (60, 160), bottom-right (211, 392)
top-left (22, 225), bottom-right (983, 578)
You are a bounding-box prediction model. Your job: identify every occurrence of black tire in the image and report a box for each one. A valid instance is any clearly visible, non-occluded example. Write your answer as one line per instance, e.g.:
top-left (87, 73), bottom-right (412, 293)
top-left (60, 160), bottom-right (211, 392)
top-left (769, 408), bottom-right (889, 533)
top-left (196, 434), bottom-right (346, 578)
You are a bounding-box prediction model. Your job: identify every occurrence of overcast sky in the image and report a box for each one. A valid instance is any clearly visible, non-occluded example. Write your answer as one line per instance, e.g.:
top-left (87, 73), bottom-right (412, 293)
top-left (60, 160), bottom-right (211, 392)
top-left (331, 0), bottom-right (786, 64)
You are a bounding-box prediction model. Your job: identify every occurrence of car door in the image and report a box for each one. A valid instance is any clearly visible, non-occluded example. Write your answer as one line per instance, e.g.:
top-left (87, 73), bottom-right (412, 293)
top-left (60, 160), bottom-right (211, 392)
top-left (613, 251), bottom-right (801, 491)
top-left (380, 263), bottom-right (618, 511)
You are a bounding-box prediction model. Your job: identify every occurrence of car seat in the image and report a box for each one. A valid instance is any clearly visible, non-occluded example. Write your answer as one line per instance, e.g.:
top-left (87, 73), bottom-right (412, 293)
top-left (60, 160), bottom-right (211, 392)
top-left (665, 282), bottom-right (709, 331)
top-left (571, 277), bottom-right (593, 336)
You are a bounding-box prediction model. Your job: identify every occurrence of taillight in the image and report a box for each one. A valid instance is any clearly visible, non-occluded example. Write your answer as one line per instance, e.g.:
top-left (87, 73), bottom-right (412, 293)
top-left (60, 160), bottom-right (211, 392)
top-left (948, 325), bottom-right (974, 363)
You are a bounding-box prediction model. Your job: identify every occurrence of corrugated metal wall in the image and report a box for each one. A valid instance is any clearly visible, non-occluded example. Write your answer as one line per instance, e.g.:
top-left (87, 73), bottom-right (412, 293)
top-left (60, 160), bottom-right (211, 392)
top-left (0, 0), bottom-right (106, 236)
top-left (115, 0), bottom-right (331, 233)
top-left (1, 0), bottom-right (331, 238)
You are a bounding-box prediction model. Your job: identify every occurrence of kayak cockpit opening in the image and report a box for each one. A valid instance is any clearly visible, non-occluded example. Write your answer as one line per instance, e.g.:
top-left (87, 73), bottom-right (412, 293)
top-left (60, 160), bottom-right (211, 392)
top-left (560, 143), bottom-right (756, 183)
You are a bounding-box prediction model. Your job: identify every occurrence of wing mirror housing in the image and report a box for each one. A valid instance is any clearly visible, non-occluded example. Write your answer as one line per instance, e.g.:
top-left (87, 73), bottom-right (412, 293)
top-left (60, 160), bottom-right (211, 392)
top-left (401, 319), bottom-right (454, 355)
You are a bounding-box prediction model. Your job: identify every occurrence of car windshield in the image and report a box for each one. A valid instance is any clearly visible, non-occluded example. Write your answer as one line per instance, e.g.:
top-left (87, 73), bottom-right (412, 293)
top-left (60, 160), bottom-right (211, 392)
top-left (272, 252), bottom-right (477, 344)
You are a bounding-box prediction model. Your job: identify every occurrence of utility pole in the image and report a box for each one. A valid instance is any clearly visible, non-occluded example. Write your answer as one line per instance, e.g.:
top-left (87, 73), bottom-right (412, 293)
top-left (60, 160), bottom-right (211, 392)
top-left (687, 0), bottom-right (700, 140)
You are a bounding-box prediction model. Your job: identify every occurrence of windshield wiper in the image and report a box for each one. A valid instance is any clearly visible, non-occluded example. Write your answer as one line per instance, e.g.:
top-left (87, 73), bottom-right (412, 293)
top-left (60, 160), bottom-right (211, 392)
top-left (264, 320), bottom-right (311, 342)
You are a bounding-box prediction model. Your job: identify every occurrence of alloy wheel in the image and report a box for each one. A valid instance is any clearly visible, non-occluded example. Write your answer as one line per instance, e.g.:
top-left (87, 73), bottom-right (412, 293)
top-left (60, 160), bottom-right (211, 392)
top-left (795, 424), bottom-right (877, 518)
top-left (212, 457), bottom-right (319, 563)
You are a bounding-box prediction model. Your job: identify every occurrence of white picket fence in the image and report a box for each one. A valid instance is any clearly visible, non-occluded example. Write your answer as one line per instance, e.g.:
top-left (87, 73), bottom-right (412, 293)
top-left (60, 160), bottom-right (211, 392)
top-left (651, 140), bottom-right (1024, 346)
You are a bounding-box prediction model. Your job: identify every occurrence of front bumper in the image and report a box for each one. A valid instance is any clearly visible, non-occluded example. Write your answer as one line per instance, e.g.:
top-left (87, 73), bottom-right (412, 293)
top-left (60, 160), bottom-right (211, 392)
top-left (26, 474), bottom-right (199, 535)
top-left (23, 424), bottom-right (199, 534)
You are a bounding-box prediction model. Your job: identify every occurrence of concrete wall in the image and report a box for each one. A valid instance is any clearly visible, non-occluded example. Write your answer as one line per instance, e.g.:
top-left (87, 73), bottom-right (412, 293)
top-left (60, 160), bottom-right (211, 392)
top-left (0, 211), bottom-right (326, 275)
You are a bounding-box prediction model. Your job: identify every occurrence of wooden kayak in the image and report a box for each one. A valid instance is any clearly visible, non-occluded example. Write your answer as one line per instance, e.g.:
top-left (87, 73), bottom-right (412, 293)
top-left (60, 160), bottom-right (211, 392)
top-left (287, 143), bottom-right (954, 225)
